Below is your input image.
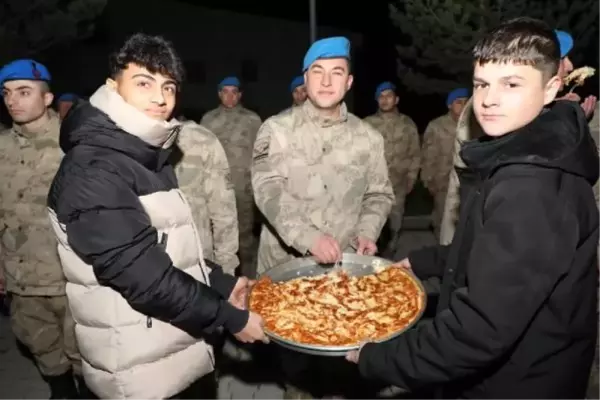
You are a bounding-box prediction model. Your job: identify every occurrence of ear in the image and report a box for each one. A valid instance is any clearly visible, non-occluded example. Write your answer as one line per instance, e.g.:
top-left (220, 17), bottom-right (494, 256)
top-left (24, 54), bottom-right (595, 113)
top-left (394, 96), bottom-right (399, 106)
top-left (106, 77), bottom-right (117, 90)
top-left (237, 91), bottom-right (243, 101)
top-left (543, 75), bottom-right (562, 105)
top-left (346, 74), bottom-right (354, 91)
top-left (43, 92), bottom-right (54, 108)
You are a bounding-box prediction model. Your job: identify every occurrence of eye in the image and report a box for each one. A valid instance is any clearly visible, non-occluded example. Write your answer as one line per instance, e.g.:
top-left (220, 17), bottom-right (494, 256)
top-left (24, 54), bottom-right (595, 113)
top-left (20, 90), bottom-right (31, 96)
top-left (506, 82), bottom-right (520, 88)
top-left (136, 81), bottom-right (151, 88)
top-left (164, 86), bottom-right (176, 94)
top-left (473, 83), bottom-right (486, 89)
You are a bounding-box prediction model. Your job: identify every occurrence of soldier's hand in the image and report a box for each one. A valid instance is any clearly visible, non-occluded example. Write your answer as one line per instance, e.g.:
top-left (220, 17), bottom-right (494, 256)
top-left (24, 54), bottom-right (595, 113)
top-left (355, 236), bottom-right (377, 256)
top-left (581, 95), bottom-right (598, 119)
top-left (310, 235), bottom-right (342, 264)
top-left (234, 311), bottom-right (269, 344)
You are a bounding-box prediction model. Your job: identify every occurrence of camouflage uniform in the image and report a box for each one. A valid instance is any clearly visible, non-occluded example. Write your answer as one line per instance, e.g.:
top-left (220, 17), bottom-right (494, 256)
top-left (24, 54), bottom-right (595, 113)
top-left (0, 111), bottom-right (80, 377)
top-left (251, 100), bottom-right (394, 274)
top-left (364, 110), bottom-right (420, 255)
top-left (174, 120), bottom-right (239, 274)
top-left (586, 108), bottom-right (599, 400)
top-left (201, 105), bottom-right (262, 277)
top-left (420, 113), bottom-right (458, 237)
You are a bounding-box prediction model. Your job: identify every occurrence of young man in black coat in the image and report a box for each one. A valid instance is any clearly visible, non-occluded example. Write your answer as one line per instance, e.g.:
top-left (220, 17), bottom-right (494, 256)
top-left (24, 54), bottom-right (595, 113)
top-left (347, 17), bottom-right (599, 399)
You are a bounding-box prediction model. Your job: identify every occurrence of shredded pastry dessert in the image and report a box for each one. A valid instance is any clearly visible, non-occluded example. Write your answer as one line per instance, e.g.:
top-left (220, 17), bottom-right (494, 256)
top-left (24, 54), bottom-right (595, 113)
top-left (249, 266), bottom-right (425, 346)
top-left (564, 66), bottom-right (596, 89)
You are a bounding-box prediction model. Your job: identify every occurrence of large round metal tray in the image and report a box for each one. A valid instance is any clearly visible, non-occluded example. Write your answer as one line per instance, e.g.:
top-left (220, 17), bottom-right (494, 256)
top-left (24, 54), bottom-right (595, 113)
top-left (250, 253), bottom-right (427, 357)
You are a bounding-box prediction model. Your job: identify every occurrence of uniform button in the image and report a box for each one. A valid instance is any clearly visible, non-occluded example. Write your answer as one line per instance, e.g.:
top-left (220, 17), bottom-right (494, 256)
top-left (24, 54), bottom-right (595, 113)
top-left (20, 160), bottom-right (24, 165)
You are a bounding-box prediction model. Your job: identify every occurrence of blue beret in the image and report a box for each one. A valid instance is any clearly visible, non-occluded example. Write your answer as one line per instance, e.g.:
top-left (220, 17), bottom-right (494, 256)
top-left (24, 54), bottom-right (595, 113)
top-left (554, 30), bottom-right (573, 58)
top-left (446, 88), bottom-right (469, 106)
top-left (303, 36), bottom-right (351, 71)
top-left (0, 59), bottom-right (51, 86)
top-left (375, 81), bottom-right (396, 100)
top-left (290, 76), bottom-right (304, 92)
top-left (218, 76), bottom-right (240, 90)
top-left (58, 93), bottom-right (78, 102)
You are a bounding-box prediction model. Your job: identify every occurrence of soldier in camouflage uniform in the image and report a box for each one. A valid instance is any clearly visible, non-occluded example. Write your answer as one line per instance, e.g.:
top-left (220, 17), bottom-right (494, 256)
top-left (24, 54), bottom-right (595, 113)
top-left (364, 81), bottom-right (420, 257)
top-left (420, 88), bottom-right (469, 238)
top-left (174, 120), bottom-right (239, 274)
top-left (252, 37), bottom-right (393, 399)
top-left (0, 60), bottom-right (80, 398)
top-left (279, 76), bottom-right (308, 116)
top-left (201, 76), bottom-right (262, 278)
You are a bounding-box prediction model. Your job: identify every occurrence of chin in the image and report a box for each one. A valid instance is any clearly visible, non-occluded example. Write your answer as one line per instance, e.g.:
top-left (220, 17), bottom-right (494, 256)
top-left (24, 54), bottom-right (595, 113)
top-left (478, 121), bottom-right (512, 137)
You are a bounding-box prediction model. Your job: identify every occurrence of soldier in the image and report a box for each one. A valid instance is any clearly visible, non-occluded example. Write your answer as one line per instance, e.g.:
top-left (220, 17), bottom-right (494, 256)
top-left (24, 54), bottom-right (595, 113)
top-left (554, 30), bottom-right (597, 116)
top-left (0, 59), bottom-right (80, 398)
top-left (420, 88), bottom-right (469, 238)
top-left (364, 81), bottom-right (420, 257)
top-left (252, 36), bottom-right (394, 398)
top-left (56, 93), bottom-right (78, 121)
top-left (201, 76), bottom-right (262, 277)
top-left (174, 120), bottom-right (239, 274)
top-left (290, 75), bottom-right (307, 107)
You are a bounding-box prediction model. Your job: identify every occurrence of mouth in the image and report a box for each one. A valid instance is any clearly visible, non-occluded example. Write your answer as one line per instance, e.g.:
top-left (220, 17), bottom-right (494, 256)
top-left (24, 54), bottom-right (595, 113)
top-left (146, 109), bottom-right (166, 117)
top-left (318, 91), bottom-right (335, 96)
top-left (480, 114), bottom-right (503, 121)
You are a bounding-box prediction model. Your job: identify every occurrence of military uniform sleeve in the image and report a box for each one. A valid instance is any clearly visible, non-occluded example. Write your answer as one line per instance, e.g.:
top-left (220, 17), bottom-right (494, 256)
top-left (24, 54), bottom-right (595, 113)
top-left (176, 128), bottom-right (239, 273)
top-left (202, 137), bottom-right (240, 273)
top-left (354, 129), bottom-right (395, 241)
top-left (251, 120), bottom-right (322, 254)
top-left (405, 119), bottom-right (421, 193)
top-left (420, 121), bottom-right (438, 193)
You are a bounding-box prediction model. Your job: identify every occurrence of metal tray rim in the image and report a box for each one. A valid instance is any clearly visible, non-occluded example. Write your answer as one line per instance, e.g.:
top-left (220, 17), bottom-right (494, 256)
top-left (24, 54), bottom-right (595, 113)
top-left (250, 253), bottom-right (427, 354)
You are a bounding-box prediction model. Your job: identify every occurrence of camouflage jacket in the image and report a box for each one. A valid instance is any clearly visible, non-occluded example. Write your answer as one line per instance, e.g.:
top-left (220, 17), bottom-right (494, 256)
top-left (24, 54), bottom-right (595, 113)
top-left (586, 109), bottom-right (599, 204)
top-left (0, 111), bottom-right (65, 295)
top-left (421, 113), bottom-right (459, 196)
top-left (174, 121), bottom-right (239, 274)
top-left (252, 100), bottom-right (394, 272)
top-left (200, 105), bottom-right (262, 197)
top-left (364, 110), bottom-right (420, 198)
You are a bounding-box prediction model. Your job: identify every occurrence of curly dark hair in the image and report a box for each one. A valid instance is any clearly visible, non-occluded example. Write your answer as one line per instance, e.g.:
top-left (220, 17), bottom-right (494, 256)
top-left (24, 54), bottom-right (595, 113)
top-left (109, 33), bottom-right (185, 85)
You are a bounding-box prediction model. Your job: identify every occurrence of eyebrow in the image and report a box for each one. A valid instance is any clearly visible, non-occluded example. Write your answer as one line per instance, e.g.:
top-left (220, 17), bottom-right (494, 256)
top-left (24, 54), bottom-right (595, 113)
top-left (473, 75), bottom-right (525, 83)
top-left (132, 73), bottom-right (176, 86)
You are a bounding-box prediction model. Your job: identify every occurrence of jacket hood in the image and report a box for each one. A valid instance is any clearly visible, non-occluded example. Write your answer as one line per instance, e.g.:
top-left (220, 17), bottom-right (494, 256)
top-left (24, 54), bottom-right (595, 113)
top-left (460, 100), bottom-right (599, 186)
top-left (60, 85), bottom-right (181, 169)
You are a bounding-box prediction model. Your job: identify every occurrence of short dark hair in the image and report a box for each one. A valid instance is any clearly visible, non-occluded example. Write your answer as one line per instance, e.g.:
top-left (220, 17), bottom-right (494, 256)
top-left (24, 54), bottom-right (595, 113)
top-left (473, 17), bottom-right (560, 80)
top-left (109, 33), bottom-right (185, 85)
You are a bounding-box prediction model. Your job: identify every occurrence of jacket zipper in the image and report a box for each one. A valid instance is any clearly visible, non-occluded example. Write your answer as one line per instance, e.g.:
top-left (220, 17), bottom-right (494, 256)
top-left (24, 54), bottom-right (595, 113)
top-left (147, 232), bottom-right (170, 329)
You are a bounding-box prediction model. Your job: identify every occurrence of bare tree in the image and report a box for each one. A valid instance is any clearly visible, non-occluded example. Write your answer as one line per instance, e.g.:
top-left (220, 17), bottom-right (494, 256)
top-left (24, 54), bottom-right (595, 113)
top-left (390, 0), bottom-right (599, 94)
top-left (0, 0), bottom-right (108, 63)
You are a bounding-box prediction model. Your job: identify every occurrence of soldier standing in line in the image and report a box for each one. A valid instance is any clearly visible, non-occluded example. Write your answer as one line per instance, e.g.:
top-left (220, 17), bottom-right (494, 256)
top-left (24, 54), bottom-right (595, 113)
top-left (174, 120), bottom-right (240, 275)
top-left (252, 36), bottom-right (394, 399)
top-left (364, 81), bottom-right (420, 257)
top-left (0, 59), bottom-right (80, 398)
top-left (201, 77), bottom-right (262, 278)
top-left (420, 88), bottom-right (469, 238)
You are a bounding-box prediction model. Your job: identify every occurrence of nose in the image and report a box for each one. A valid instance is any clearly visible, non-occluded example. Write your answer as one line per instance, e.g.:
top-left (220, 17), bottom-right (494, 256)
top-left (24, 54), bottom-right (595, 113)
top-left (150, 88), bottom-right (166, 105)
top-left (321, 72), bottom-right (332, 87)
top-left (563, 57), bottom-right (574, 74)
top-left (481, 86), bottom-right (500, 109)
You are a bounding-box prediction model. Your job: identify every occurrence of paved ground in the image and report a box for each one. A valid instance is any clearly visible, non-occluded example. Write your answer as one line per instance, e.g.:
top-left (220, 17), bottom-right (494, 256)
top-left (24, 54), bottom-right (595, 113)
top-left (1, 227), bottom-right (596, 398)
